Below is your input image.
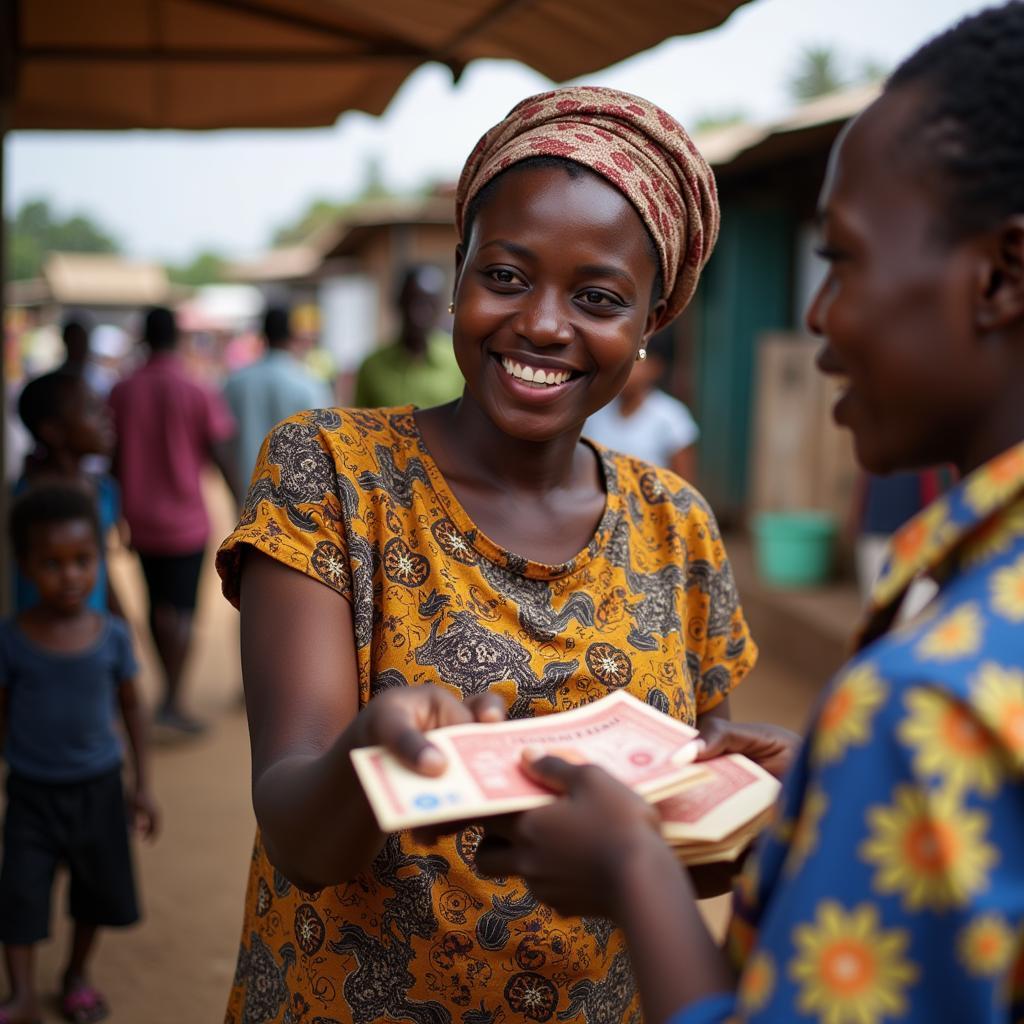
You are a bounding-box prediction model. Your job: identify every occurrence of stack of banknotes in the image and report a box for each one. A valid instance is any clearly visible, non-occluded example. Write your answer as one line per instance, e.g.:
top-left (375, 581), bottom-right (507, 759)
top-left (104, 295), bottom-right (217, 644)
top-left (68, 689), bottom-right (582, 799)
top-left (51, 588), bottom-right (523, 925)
top-left (351, 690), bottom-right (780, 865)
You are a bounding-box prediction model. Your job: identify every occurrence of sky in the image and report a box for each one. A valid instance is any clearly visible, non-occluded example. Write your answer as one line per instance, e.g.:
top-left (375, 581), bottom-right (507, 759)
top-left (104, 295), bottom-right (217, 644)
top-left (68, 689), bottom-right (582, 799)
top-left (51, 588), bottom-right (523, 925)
top-left (5, 0), bottom-right (994, 265)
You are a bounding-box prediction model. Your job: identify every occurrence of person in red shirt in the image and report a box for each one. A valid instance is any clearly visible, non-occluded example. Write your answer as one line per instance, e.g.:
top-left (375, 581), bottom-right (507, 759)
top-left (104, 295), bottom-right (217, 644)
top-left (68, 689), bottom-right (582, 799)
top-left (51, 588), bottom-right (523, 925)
top-left (109, 307), bottom-right (239, 734)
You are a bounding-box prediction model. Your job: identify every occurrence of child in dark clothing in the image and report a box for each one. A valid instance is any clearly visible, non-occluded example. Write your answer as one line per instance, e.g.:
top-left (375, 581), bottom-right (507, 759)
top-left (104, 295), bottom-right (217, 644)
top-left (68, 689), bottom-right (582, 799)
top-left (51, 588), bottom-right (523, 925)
top-left (0, 485), bottom-right (157, 1024)
top-left (14, 371), bottom-right (122, 617)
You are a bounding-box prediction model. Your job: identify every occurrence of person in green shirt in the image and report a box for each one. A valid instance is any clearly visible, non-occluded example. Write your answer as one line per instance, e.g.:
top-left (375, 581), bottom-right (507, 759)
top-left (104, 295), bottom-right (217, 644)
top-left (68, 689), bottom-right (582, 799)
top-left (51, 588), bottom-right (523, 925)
top-left (354, 265), bottom-right (465, 409)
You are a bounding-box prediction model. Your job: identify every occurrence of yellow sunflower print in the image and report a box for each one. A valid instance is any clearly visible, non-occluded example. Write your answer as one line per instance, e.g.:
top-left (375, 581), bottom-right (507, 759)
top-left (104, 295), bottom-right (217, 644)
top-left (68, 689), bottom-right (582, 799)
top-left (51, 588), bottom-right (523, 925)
top-left (814, 664), bottom-right (887, 765)
top-left (991, 553), bottom-right (1024, 623)
top-left (786, 786), bottom-right (828, 878)
top-left (898, 688), bottom-right (1004, 796)
top-left (915, 602), bottom-right (984, 661)
top-left (739, 950), bottom-right (776, 1014)
top-left (971, 662), bottom-right (1024, 764)
top-left (860, 786), bottom-right (996, 911)
top-left (957, 913), bottom-right (1017, 977)
top-left (965, 445), bottom-right (1024, 516)
top-left (873, 501), bottom-right (955, 608)
top-left (790, 901), bottom-right (917, 1024)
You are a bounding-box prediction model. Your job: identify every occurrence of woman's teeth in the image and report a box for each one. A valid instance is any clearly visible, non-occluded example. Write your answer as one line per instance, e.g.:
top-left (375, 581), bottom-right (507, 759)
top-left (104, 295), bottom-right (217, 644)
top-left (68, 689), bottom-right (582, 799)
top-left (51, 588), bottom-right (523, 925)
top-left (501, 357), bottom-right (572, 387)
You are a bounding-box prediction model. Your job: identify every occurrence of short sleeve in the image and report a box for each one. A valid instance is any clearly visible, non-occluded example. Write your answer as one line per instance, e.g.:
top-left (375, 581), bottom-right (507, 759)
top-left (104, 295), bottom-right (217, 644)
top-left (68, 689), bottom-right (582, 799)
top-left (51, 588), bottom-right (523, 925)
top-left (662, 395), bottom-right (700, 453)
top-left (679, 488), bottom-right (758, 715)
top-left (111, 617), bottom-right (139, 681)
top-left (216, 411), bottom-right (352, 608)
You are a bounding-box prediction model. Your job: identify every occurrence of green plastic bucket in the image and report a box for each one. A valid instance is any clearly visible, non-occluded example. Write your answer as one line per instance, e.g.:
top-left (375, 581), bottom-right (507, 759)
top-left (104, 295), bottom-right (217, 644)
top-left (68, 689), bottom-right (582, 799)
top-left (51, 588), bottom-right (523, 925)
top-left (752, 511), bottom-right (837, 588)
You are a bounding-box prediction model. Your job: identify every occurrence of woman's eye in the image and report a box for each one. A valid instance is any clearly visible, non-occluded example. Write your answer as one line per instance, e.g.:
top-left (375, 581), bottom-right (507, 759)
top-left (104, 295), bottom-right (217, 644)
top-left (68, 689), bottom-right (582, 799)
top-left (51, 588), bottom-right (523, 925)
top-left (488, 268), bottom-right (519, 285)
top-left (579, 290), bottom-right (619, 307)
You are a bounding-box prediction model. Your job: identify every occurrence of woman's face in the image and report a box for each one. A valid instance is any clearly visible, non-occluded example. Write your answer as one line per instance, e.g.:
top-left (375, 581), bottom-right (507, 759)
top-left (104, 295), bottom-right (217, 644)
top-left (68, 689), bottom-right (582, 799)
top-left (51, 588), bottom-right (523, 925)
top-left (807, 85), bottom-right (1004, 476)
top-left (453, 164), bottom-right (664, 443)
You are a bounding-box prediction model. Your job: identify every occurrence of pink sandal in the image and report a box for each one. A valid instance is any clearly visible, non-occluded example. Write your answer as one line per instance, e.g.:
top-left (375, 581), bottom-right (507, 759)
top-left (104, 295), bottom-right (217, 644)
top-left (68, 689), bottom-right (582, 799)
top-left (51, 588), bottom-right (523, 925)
top-left (60, 986), bottom-right (109, 1024)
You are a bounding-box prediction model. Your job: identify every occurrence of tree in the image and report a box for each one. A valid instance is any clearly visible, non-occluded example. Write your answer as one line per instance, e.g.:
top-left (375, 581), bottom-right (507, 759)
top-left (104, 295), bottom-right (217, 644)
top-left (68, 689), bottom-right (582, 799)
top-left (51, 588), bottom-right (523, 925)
top-left (5, 198), bottom-right (119, 281)
top-left (166, 250), bottom-right (226, 286)
top-left (272, 198), bottom-right (347, 247)
top-left (269, 155), bottom-right (395, 247)
top-left (789, 46), bottom-right (845, 101)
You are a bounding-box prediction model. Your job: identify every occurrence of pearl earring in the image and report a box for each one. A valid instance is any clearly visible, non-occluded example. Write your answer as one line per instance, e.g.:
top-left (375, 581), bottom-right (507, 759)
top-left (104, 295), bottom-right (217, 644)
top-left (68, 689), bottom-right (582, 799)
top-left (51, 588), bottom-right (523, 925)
top-left (636, 348), bottom-right (647, 361)
top-left (447, 302), bottom-right (455, 315)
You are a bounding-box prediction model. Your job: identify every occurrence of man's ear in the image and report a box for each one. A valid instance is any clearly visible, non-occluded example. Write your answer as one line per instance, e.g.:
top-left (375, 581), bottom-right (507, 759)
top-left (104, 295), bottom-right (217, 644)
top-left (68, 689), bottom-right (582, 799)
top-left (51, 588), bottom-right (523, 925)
top-left (976, 216), bottom-right (1024, 332)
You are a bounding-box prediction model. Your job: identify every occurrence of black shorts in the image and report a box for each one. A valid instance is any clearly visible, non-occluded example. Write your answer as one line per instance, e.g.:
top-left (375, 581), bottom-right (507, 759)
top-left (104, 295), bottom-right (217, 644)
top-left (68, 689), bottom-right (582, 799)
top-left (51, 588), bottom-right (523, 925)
top-left (0, 768), bottom-right (140, 944)
top-left (138, 549), bottom-right (205, 611)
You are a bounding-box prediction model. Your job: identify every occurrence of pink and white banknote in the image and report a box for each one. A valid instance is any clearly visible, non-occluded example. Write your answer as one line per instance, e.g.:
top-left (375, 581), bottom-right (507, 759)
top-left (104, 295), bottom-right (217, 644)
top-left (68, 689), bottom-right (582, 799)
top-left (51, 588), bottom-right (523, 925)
top-left (351, 690), bottom-right (700, 831)
top-left (655, 753), bottom-right (781, 844)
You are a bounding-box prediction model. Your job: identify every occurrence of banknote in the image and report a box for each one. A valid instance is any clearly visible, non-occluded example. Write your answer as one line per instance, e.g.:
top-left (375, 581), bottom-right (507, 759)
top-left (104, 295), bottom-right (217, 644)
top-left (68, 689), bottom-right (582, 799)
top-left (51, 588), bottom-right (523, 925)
top-left (656, 753), bottom-right (781, 864)
top-left (351, 690), bottom-right (701, 831)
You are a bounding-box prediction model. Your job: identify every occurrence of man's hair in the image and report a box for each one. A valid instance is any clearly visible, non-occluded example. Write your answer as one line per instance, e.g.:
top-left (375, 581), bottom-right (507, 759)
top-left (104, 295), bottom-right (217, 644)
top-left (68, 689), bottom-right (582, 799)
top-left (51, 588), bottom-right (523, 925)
top-left (17, 370), bottom-right (82, 441)
top-left (887, 1), bottom-right (1024, 239)
top-left (263, 306), bottom-right (292, 347)
top-left (144, 306), bottom-right (178, 350)
top-left (9, 482), bottom-right (102, 560)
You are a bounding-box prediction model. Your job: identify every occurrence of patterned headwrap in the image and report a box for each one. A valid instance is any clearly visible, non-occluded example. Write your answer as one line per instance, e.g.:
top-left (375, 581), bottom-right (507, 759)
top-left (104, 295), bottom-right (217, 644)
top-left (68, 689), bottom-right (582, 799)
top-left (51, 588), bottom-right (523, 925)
top-left (455, 85), bottom-right (720, 328)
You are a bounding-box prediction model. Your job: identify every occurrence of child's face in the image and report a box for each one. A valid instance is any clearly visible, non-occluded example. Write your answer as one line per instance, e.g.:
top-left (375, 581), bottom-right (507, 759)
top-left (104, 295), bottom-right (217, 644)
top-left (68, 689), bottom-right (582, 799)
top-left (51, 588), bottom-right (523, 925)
top-left (21, 519), bottom-right (100, 614)
top-left (453, 164), bottom-right (664, 443)
top-left (806, 85), bottom-right (1006, 476)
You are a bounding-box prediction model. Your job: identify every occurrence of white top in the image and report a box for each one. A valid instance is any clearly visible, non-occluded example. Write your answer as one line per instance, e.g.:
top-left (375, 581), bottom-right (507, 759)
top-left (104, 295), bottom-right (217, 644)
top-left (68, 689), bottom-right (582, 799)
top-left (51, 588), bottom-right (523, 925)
top-left (584, 389), bottom-right (699, 469)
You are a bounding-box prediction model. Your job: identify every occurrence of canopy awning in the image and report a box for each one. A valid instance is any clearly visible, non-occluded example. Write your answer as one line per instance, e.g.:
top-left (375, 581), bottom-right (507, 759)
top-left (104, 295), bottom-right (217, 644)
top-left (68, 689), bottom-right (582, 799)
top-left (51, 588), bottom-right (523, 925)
top-left (10, 0), bottom-right (755, 130)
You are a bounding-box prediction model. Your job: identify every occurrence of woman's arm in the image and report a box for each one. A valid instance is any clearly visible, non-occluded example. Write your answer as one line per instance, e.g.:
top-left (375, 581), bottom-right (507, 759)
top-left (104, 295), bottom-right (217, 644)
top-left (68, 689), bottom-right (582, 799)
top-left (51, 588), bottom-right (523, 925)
top-left (240, 550), bottom-right (504, 889)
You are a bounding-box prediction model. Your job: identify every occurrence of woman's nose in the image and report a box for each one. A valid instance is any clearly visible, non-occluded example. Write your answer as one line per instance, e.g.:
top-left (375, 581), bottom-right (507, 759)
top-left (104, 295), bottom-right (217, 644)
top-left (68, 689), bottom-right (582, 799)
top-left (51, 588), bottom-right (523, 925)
top-left (516, 288), bottom-right (573, 347)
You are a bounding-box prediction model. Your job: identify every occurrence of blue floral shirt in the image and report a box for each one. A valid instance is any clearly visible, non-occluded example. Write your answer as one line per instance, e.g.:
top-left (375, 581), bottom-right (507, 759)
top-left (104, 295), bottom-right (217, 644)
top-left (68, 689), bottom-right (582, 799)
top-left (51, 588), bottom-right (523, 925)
top-left (676, 441), bottom-right (1024, 1023)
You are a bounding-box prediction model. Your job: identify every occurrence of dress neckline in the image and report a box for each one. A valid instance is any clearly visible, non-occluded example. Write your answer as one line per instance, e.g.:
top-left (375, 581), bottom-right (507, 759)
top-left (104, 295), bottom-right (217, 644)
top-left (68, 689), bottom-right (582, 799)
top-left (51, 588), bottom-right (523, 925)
top-left (391, 405), bottom-right (623, 581)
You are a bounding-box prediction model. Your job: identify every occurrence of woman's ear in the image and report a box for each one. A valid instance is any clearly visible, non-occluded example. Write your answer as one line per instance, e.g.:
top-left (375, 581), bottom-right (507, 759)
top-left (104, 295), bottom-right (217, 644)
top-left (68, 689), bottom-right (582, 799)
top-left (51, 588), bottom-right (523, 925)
top-left (642, 298), bottom-right (668, 343)
top-left (976, 216), bottom-right (1024, 332)
top-left (452, 244), bottom-right (466, 304)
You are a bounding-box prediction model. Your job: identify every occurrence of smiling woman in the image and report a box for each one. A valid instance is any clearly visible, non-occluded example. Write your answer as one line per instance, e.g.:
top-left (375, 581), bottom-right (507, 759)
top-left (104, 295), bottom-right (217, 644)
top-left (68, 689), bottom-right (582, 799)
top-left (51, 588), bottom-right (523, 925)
top-left (214, 86), bottom-right (758, 1024)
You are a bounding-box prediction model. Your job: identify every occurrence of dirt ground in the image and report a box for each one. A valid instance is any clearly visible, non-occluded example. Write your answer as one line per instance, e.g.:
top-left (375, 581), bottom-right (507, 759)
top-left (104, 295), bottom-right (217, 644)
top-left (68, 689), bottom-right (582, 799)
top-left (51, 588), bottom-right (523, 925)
top-left (15, 476), bottom-right (822, 1023)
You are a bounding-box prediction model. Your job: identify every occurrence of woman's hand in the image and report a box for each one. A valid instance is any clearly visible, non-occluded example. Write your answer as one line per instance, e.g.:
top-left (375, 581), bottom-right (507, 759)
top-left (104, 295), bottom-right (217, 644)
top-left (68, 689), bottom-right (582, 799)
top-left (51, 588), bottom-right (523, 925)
top-left (475, 754), bottom-right (670, 920)
top-left (694, 718), bottom-right (801, 780)
top-left (355, 684), bottom-right (507, 775)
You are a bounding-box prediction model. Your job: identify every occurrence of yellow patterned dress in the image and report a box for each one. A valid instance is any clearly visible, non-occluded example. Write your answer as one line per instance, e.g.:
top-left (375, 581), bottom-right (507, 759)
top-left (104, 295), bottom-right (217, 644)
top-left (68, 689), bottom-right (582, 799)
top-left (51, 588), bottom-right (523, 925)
top-left (217, 406), bottom-right (757, 1024)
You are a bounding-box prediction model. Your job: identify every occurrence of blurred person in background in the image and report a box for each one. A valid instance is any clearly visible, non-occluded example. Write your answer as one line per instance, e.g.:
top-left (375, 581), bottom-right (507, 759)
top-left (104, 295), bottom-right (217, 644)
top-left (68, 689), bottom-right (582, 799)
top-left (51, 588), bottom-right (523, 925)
top-left (353, 264), bottom-right (464, 408)
top-left (13, 370), bottom-right (123, 618)
top-left (222, 306), bottom-right (332, 492)
top-left (584, 327), bottom-right (699, 478)
top-left (58, 314), bottom-right (91, 377)
top-left (108, 306), bottom-right (238, 735)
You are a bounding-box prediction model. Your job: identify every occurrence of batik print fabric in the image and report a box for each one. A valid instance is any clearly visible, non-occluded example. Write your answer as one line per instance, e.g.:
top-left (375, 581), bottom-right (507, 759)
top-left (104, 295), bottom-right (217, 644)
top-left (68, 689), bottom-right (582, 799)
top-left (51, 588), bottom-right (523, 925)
top-left (672, 441), bottom-right (1024, 1024)
top-left (217, 405), bottom-right (756, 1024)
